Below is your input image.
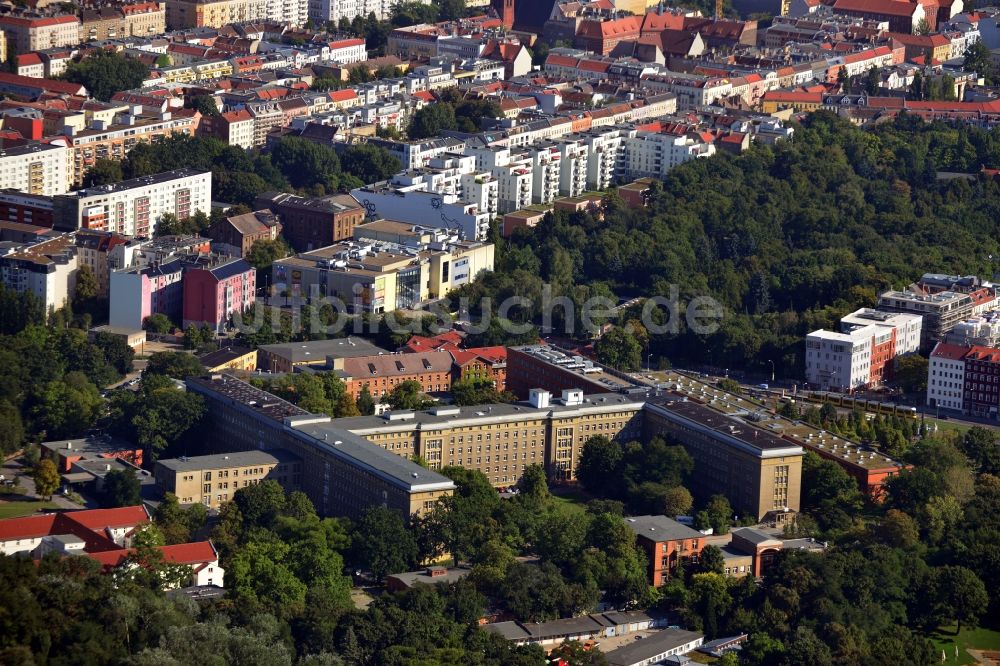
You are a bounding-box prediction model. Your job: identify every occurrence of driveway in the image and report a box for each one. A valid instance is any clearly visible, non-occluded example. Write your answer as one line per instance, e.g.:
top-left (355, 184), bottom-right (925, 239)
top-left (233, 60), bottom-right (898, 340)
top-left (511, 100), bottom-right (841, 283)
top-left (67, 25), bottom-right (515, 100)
top-left (1, 457), bottom-right (87, 510)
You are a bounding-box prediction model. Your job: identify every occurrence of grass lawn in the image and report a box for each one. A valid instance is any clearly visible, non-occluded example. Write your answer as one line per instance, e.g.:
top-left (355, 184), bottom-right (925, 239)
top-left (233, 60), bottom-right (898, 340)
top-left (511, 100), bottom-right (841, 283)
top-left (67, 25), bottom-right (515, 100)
top-left (928, 625), bottom-right (1000, 665)
top-left (0, 500), bottom-right (58, 519)
top-left (550, 489), bottom-right (591, 516)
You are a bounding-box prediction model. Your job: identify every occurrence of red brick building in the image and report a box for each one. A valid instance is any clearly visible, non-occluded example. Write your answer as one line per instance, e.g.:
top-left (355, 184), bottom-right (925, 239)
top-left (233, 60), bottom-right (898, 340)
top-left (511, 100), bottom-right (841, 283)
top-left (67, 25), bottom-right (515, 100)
top-left (575, 16), bottom-right (643, 56)
top-left (342, 350), bottom-right (454, 400)
top-left (450, 346), bottom-right (508, 392)
top-left (626, 515), bottom-right (706, 586)
top-left (206, 209), bottom-right (282, 257)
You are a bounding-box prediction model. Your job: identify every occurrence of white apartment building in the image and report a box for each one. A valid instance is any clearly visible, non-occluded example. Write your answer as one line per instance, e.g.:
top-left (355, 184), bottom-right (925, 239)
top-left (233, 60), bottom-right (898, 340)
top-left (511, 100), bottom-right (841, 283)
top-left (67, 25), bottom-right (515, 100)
top-left (308, 0), bottom-right (421, 24)
top-left (353, 153), bottom-right (497, 240)
top-left (927, 342), bottom-right (968, 411)
top-left (621, 132), bottom-right (716, 181)
top-left (576, 128), bottom-right (628, 191)
top-left (327, 37), bottom-right (368, 64)
top-left (640, 74), bottom-right (733, 110)
top-left (55, 169), bottom-right (212, 237)
top-left (464, 145), bottom-right (533, 214)
top-left (840, 308), bottom-right (923, 355)
top-left (557, 139), bottom-right (588, 198)
top-left (266, 0), bottom-right (307, 26)
top-left (0, 234), bottom-right (77, 312)
top-left (0, 143), bottom-right (70, 196)
top-left (530, 145), bottom-right (561, 205)
top-left (805, 327), bottom-right (874, 391)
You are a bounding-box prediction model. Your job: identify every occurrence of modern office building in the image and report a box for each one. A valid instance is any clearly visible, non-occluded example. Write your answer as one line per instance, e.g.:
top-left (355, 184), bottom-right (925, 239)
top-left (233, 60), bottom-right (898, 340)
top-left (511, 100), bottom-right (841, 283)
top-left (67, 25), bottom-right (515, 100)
top-left (154, 449), bottom-right (302, 509)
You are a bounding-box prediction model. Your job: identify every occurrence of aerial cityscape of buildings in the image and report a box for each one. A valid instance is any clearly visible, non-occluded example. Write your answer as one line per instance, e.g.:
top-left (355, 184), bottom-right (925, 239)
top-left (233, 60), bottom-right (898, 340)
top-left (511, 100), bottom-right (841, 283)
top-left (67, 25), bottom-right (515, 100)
top-left (1, 0), bottom-right (999, 661)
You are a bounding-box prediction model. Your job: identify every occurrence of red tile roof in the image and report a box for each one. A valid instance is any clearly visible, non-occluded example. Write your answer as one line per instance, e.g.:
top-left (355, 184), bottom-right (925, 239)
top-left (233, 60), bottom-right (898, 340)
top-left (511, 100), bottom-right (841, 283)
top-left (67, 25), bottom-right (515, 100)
top-left (833, 0), bottom-right (920, 17)
top-left (328, 89), bottom-right (358, 103)
top-left (16, 53), bottom-right (43, 66)
top-left (931, 342), bottom-right (971, 361)
top-left (965, 345), bottom-right (1000, 362)
top-left (402, 331), bottom-right (464, 352)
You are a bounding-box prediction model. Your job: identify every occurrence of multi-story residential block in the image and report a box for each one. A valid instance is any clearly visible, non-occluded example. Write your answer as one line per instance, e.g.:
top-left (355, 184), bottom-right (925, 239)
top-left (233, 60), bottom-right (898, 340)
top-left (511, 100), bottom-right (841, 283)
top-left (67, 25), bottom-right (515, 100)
top-left (255, 191), bottom-right (365, 252)
top-left (927, 342), bottom-right (968, 412)
top-left (206, 208), bottom-right (281, 257)
top-left (962, 345), bottom-right (1000, 419)
top-left (556, 139), bottom-right (588, 198)
top-left (804, 327), bottom-right (878, 391)
top-left (877, 289), bottom-right (978, 350)
top-left (198, 109), bottom-right (255, 149)
top-left (165, 0), bottom-right (268, 29)
top-left (57, 111), bottom-right (199, 185)
top-left (53, 169), bottom-right (211, 237)
top-left (308, 0), bottom-right (413, 23)
top-left (74, 229), bottom-right (129, 297)
top-left (621, 131), bottom-right (716, 180)
top-left (109, 256), bottom-right (185, 328)
top-left (0, 234), bottom-right (77, 312)
top-left (0, 143), bottom-right (70, 196)
top-left (0, 15), bottom-right (80, 54)
top-left (186, 374), bottom-right (456, 520)
top-left (640, 73), bottom-right (733, 110)
top-left (0, 71), bottom-right (86, 100)
top-left (0, 191), bottom-right (57, 227)
top-left (80, 3), bottom-right (166, 42)
top-left (351, 163), bottom-right (495, 241)
top-left (155, 449), bottom-right (301, 508)
top-left (181, 255), bottom-right (255, 332)
top-left (529, 144), bottom-right (562, 205)
top-left (271, 219), bottom-right (494, 312)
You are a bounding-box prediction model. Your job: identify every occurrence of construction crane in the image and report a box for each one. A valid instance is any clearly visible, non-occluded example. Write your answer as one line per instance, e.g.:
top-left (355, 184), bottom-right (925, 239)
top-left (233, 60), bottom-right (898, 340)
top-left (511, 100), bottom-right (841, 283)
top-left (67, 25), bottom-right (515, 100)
top-left (715, 0), bottom-right (723, 20)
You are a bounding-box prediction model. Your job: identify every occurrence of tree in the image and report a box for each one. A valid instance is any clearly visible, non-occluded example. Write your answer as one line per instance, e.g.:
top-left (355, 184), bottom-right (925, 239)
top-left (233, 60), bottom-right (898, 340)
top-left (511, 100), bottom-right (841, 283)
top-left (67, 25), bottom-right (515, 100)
top-left (143, 313), bottom-right (173, 334)
top-left (577, 435), bottom-right (622, 497)
top-left (356, 385), bottom-right (376, 415)
top-left (33, 458), bottom-right (60, 500)
top-left (190, 95), bottom-right (220, 117)
top-left (143, 351), bottom-right (204, 379)
top-left (352, 506), bottom-right (418, 580)
top-left (339, 144), bottom-right (401, 184)
top-left (74, 265), bottom-right (99, 309)
top-left (965, 39), bottom-right (994, 82)
top-left (451, 376), bottom-right (514, 406)
top-left (63, 51), bottom-right (149, 101)
top-left (0, 400), bottom-right (25, 455)
top-left (594, 327), bottom-right (642, 372)
top-left (895, 355), bottom-right (927, 394)
top-left (246, 237), bottom-right (293, 271)
top-left (663, 486), bottom-right (694, 516)
top-left (698, 544), bottom-right (725, 574)
top-left (932, 566), bottom-right (989, 634)
top-left (705, 495), bottom-right (733, 534)
top-left (83, 159), bottom-right (124, 188)
top-left (102, 469), bottom-right (141, 507)
top-left (408, 103), bottom-right (457, 139)
top-left (384, 380), bottom-right (434, 411)
top-left (878, 509), bottom-right (919, 548)
top-left (93, 332), bottom-right (135, 377)
top-left (234, 480), bottom-right (287, 529)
